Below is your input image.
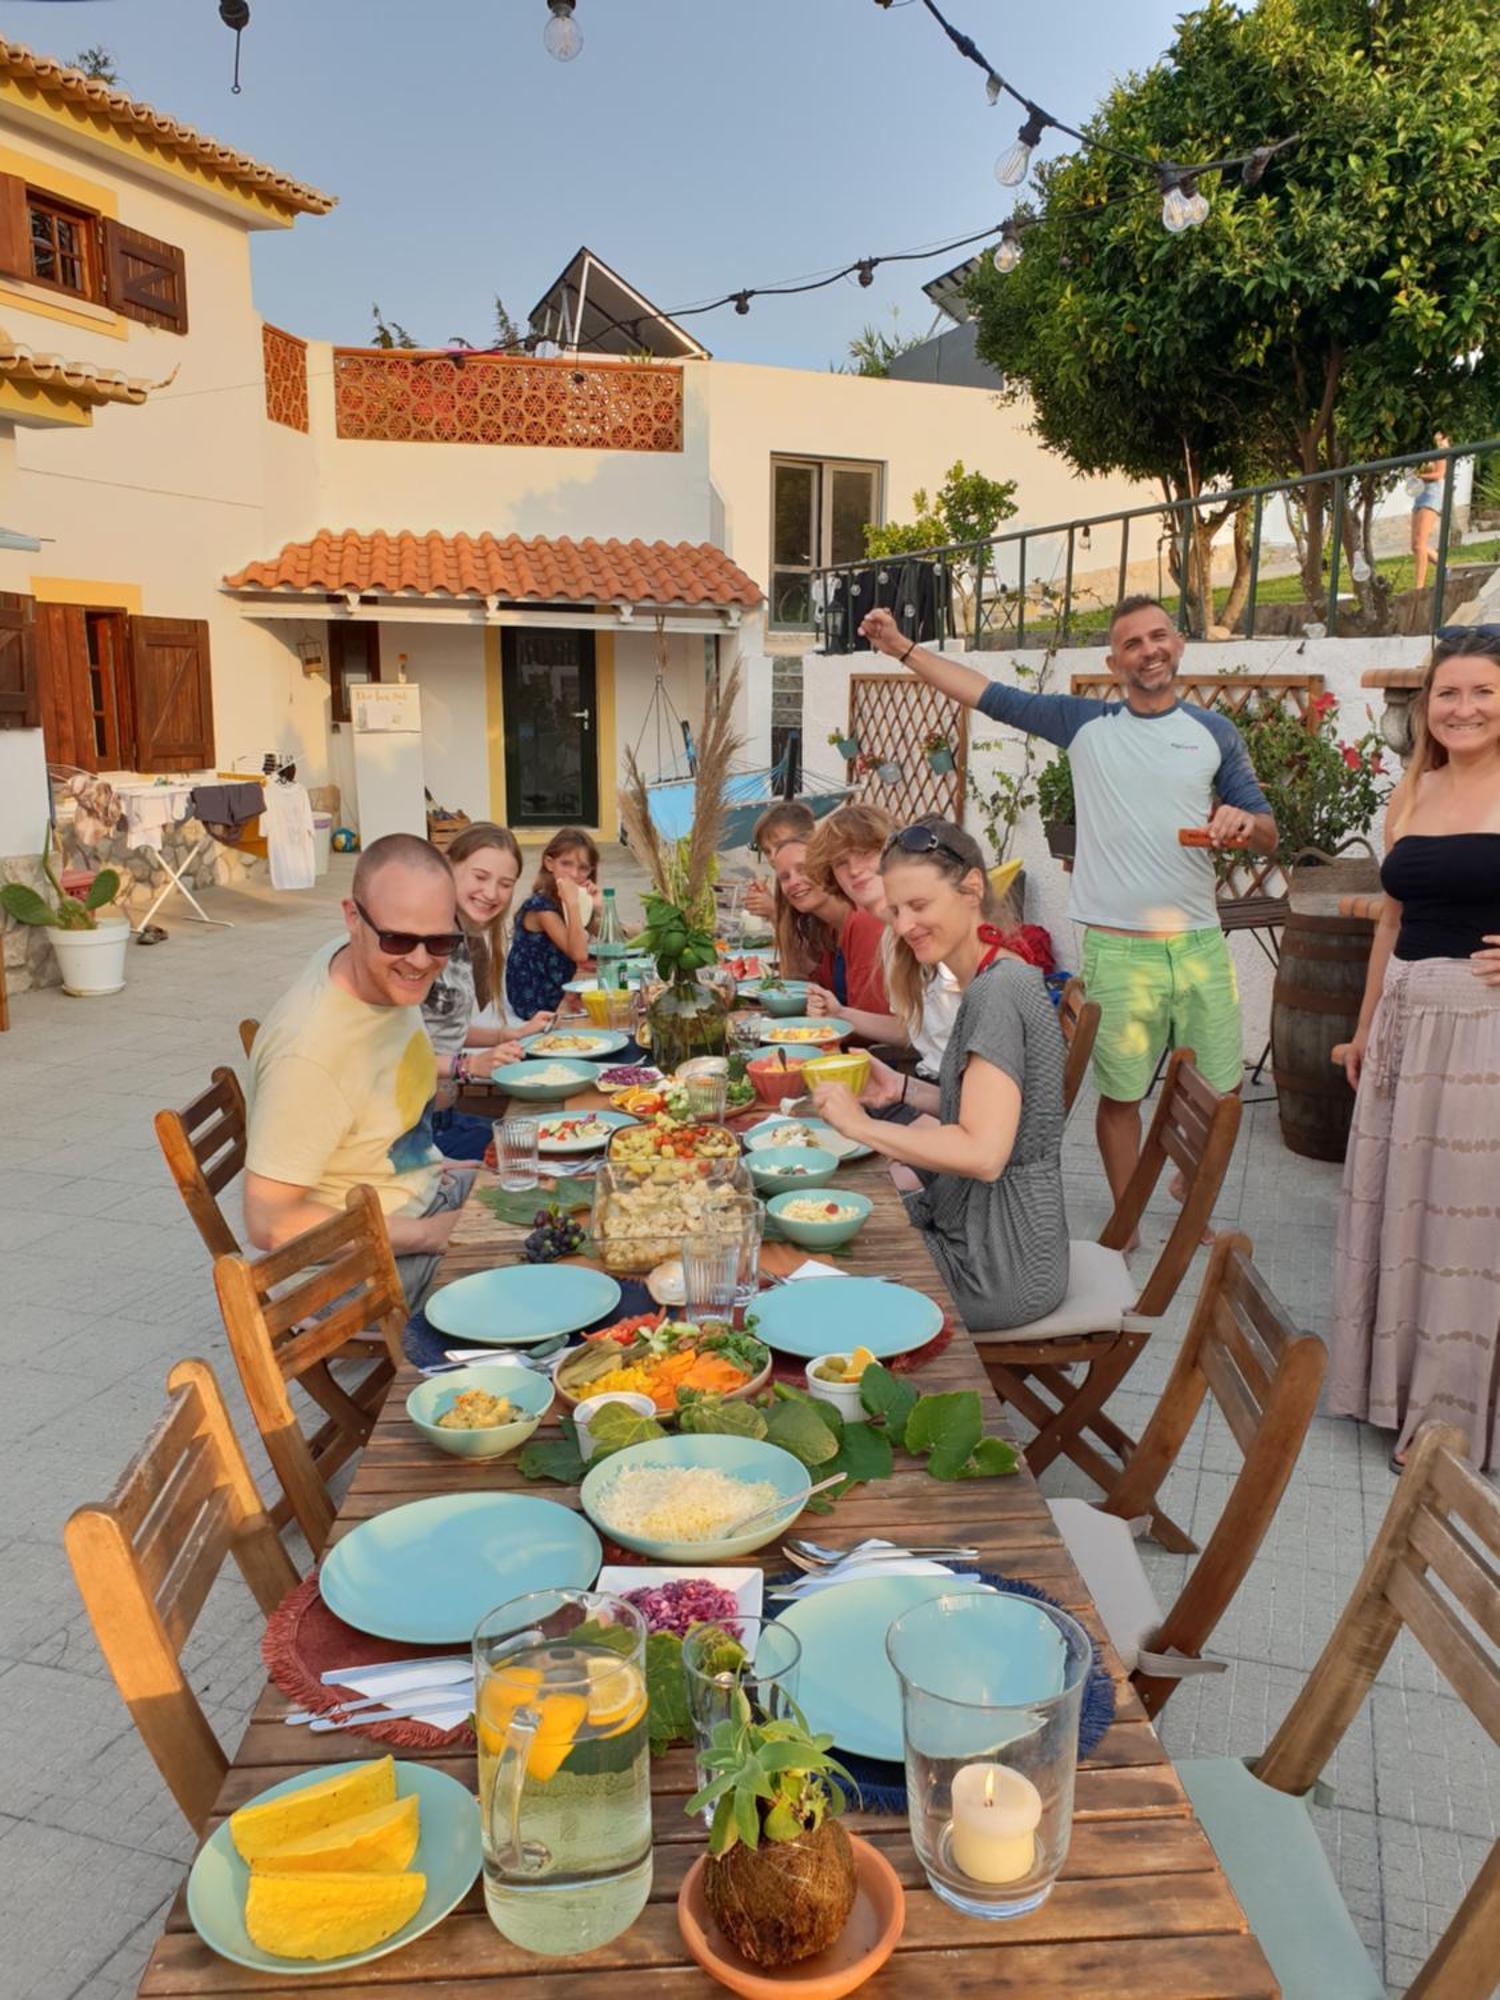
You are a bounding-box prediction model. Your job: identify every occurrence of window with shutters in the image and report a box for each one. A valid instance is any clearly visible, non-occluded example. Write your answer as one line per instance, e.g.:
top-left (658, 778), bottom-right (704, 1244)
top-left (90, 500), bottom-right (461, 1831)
top-left (102, 220), bottom-right (188, 334)
top-left (0, 592), bottom-right (39, 732)
top-left (26, 190), bottom-right (102, 302)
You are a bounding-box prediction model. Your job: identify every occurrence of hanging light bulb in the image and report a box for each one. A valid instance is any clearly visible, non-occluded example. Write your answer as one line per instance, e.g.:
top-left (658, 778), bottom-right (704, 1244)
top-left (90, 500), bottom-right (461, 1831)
top-left (992, 220), bottom-right (1023, 274)
top-left (732, 291), bottom-right (752, 316)
top-left (1351, 552), bottom-right (1372, 584)
top-left (995, 106), bottom-right (1050, 188)
top-left (1160, 170), bottom-right (1207, 235)
top-left (1183, 180), bottom-right (1211, 227)
top-left (856, 259), bottom-right (876, 289)
top-left (543, 0), bottom-right (583, 61)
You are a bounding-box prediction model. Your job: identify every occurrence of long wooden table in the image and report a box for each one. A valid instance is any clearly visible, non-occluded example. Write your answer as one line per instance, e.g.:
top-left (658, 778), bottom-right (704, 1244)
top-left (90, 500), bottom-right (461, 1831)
top-left (134, 1123), bottom-right (1277, 1998)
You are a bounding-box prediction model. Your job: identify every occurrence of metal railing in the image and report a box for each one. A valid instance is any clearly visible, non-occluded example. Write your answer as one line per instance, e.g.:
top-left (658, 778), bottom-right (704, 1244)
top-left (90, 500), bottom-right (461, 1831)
top-left (811, 438), bottom-right (1500, 651)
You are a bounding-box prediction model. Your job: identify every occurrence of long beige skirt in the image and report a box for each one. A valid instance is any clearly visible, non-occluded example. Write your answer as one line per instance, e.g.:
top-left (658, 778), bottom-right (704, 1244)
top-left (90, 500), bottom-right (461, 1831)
top-left (1329, 955), bottom-right (1500, 1470)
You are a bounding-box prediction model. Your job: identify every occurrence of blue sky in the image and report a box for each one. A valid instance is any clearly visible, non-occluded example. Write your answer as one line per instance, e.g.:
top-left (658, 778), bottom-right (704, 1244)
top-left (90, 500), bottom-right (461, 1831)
top-left (2, 0), bottom-right (1185, 368)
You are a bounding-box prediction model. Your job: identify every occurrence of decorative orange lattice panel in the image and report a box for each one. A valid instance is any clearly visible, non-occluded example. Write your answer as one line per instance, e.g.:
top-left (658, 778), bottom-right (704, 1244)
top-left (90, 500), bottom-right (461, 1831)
top-left (1069, 671), bottom-right (1326, 728)
top-left (847, 674), bottom-right (967, 824)
top-left (331, 351), bottom-right (683, 451)
top-left (262, 323), bottom-right (309, 432)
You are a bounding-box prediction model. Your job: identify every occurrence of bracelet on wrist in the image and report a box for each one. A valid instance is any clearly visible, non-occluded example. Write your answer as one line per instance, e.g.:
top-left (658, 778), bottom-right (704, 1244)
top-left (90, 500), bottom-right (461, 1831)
top-left (899, 1072), bottom-right (910, 1105)
top-left (899, 636), bottom-right (919, 663)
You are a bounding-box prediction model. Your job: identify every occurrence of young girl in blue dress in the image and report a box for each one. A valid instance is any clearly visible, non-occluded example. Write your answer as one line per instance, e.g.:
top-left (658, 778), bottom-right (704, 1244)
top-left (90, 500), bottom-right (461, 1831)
top-left (505, 827), bottom-right (600, 1019)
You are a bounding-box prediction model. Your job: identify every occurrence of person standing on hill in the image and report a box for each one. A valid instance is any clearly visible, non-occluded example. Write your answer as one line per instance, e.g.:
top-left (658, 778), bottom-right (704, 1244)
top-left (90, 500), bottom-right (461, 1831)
top-left (858, 597), bottom-right (1277, 1204)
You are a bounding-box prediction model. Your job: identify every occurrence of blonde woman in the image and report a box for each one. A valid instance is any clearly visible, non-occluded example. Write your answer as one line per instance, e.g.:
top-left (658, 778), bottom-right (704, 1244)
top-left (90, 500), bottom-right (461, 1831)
top-left (1331, 634), bottom-right (1500, 1469)
top-left (801, 803), bottom-right (904, 1044)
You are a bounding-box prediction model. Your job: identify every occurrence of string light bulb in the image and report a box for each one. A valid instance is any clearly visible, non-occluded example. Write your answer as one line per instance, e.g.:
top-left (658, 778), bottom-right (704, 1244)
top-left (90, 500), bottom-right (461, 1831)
top-left (856, 259), bottom-right (876, 288)
top-left (995, 106), bottom-right (1049, 187)
top-left (1159, 170), bottom-right (1208, 234)
top-left (992, 220), bottom-right (1023, 274)
top-left (733, 291), bottom-right (752, 316)
top-left (543, 0), bottom-right (583, 61)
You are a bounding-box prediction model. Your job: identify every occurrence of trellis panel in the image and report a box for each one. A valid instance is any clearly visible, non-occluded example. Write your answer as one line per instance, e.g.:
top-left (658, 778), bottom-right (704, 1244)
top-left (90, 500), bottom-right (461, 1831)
top-left (261, 324), bottom-right (309, 432)
top-left (1069, 671), bottom-right (1326, 728)
top-left (847, 674), bottom-right (967, 824)
top-left (331, 351), bottom-right (682, 451)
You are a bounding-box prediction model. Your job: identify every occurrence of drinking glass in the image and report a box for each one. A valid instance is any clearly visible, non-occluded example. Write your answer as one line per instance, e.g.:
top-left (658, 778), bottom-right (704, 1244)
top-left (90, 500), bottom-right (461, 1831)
top-left (682, 1619), bottom-right (802, 1819)
top-left (683, 1072), bottom-right (729, 1121)
top-left (474, 1589), bottom-right (652, 1955)
top-left (722, 1193), bottom-right (765, 1307)
top-left (603, 988), bottom-right (637, 1036)
top-left (886, 1592), bottom-right (1092, 1920)
top-left (681, 1228), bottom-right (740, 1321)
top-left (496, 1117), bottom-right (539, 1191)
top-left (729, 1010), bottom-right (767, 1056)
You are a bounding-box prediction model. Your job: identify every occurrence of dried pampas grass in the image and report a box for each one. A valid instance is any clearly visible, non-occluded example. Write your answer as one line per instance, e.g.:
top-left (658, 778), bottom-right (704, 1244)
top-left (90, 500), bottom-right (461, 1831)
top-left (621, 629), bottom-right (743, 923)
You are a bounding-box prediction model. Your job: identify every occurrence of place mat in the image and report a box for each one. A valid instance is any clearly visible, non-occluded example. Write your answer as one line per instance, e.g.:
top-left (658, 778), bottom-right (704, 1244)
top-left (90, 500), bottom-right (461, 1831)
top-left (402, 1276), bottom-right (657, 1370)
top-left (765, 1570), bottom-right (1117, 1815)
top-left (765, 1313), bottom-right (955, 1382)
top-left (263, 1572), bottom-right (473, 1751)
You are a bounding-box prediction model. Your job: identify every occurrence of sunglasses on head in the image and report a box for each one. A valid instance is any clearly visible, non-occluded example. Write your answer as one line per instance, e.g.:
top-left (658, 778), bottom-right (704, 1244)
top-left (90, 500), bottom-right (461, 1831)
top-left (353, 898), bottom-right (463, 959)
top-left (882, 823), bottom-right (972, 870)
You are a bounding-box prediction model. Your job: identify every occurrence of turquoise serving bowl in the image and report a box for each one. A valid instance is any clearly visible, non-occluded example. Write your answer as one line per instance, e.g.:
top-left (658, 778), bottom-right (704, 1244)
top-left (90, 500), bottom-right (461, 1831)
top-left (758, 980), bottom-right (810, 1017)
top-left (491, 1057), bottom-right (599, 1102)
top-left (766, 1186), bottom-right (873, 1248)
top-left (580, 1433), bottom-right (812, 1561)
top-left (745, 1145), bottom-right (840, 1194)
top-left (761, 1014), bottom-right (852, 1045)
top-left (405, 1364), bottom-right (555, 1461)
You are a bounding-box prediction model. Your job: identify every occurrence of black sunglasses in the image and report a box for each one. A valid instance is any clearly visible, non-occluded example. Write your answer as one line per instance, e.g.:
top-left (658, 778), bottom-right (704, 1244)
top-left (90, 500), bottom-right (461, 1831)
top-left (353, 898), bottom-right (463, 959)
top-left (882, 823), bottom-right (972, 870)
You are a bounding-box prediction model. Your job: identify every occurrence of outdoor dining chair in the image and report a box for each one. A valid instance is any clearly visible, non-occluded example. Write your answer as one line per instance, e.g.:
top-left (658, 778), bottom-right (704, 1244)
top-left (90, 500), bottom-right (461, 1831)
top-left (1178, 1422), bottom-right (1499, 1998)
top-left (153, 1065), bottom-right (247, 1262)
top-left (1057, 974), bottom-right (1102, 1119)
top-left (1049, 1231), bottom-right (1326, 1716)
top-left (212, 1185), bottom-right (407, 1555)
top-left (63, 1358), bottom-right (299, 1835)
top-left (977, 1048), bottom-right (1242, 1549)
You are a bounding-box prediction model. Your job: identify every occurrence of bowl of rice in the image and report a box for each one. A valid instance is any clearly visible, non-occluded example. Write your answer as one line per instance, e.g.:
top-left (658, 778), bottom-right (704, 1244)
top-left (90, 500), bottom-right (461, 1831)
top-left (766, 1186), bottom-right (873, 1249)
top-left (745, 1145), bottom-right (840, 1194)
top-left (579, 1433), bottom-right (812, 1561)
top-left (491, 1057), bottom-right (600, 1102)
top-left (404, 1364), bottom-right (554, 1460)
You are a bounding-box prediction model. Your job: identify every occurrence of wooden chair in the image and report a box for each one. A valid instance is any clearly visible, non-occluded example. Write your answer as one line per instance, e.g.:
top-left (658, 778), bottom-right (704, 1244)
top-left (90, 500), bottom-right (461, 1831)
top-left (238, 1017), bottom-right (259, 1057)
top-left (978, 1049), bottom-right (1242, 1549)
top-left (63, 1359), bottom-right (299, 1834)
top-left (213, 1185), bottom-right (407, 1555)
top-left (153, 1066), bottom-right (247, 1261)
top-left (1178, 1424), bottom-right (1499, 1998)
top-left (1049, 1232), bottom-right (1326, 1716)
top-left (1057, 975), bottom-right (1101, 1119)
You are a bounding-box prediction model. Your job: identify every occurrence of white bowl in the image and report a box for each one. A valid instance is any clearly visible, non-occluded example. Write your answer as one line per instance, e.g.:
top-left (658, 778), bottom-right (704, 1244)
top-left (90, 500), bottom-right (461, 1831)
top-left (804, 1357), bottom-right (870, 1422)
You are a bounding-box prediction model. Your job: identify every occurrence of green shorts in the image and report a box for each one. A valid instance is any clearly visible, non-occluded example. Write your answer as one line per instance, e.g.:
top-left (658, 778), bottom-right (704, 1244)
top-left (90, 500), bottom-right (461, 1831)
top-left (1082, 926), bottom-right (1243, 1102)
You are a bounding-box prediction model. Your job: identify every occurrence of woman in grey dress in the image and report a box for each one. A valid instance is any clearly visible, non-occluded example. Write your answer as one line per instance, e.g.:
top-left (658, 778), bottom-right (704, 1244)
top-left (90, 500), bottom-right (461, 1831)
top-left (808, 817), bottom-right (1068, 1330)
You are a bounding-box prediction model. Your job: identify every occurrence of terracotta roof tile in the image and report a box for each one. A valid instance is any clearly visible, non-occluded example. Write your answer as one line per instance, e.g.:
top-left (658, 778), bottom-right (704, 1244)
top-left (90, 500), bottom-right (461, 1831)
top-left (223, 531), bottom-right (764, 608)
top-left (0, 40), bottom-right (335, 216)
top-left (0, 323), bottom-right (157, 409)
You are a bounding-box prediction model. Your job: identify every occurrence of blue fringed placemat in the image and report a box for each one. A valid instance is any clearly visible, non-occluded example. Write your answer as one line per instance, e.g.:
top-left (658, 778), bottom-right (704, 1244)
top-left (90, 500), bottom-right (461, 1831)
top-left (403, 1276), bottom-right (657, 1370)
top-left (768, 1569), bottom-right (1117, 1815)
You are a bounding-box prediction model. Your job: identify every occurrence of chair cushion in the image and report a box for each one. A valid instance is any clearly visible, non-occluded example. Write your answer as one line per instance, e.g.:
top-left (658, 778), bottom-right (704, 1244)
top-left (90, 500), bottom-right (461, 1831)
top-left (1177, 1758), bottom-right (1384, 2000)
top-left (974, 1239), bottom-right (1140, 1343)
top-left (1048, 1498), bottom-right (1163, 1673)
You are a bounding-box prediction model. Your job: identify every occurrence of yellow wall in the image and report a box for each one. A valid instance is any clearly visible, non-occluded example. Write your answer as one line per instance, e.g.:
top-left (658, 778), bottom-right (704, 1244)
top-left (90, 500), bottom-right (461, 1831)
top-left (31, 575), bottom-right (143, 611)
top-left (0, 142), bottom-right (127, 340)
top-left (0, 376), bottom-right (90, 426)
top-left (482, 626), bottom-right (618, 843)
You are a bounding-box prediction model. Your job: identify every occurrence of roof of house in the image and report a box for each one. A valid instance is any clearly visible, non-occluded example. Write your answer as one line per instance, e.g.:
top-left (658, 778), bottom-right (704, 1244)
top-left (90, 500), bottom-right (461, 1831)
top-left (528, 248), bottom-right (709, 361)
top-left (0, 40), bottom-right (335, 217)
top-left (223, 531), bottom-right (763, 607)
top-left (0, 323), bottom-right (156, 408)
top-left (923, 252), bottom-right (987, 326)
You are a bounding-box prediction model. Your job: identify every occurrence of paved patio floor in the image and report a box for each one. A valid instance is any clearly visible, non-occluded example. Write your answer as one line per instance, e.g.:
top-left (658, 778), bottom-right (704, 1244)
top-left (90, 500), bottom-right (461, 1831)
top-left (0, 857), bottom-right (1493, 1998)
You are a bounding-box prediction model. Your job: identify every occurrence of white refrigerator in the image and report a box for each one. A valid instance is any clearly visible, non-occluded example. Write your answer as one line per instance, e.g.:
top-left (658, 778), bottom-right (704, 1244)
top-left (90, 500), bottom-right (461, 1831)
top-left (350, 683), bottom-right (426, 845)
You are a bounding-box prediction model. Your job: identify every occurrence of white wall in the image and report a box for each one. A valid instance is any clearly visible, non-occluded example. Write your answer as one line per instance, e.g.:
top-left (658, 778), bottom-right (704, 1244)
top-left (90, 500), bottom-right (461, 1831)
top-left (398, 626), bottom-right (488, 818)
top-left (802, 631), bottom-right (1431, 1058)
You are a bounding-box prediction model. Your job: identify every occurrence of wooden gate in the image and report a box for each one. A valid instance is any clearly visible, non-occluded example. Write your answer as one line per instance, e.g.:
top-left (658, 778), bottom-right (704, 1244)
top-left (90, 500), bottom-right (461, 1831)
top-left (847, 674), bottom-right (967, 824)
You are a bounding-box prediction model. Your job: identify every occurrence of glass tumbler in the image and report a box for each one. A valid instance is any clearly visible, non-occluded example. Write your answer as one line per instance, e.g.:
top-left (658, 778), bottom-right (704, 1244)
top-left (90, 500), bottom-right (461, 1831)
top-left (886, 1591), bottom-right (1092, 1920)
top-left (723, 1194), bottom-right (765, 1307)
top-left (496, 1117), bottom-right (539, 1191)
top-left (729, 1010), bottom-right (767, 1056)
top-left (681, 1228), bottom-right (740, 1322)
top-left (682, 1619), bottom-right (802, 1821)
top-left (683, 1072), bottom-right (729, 1121)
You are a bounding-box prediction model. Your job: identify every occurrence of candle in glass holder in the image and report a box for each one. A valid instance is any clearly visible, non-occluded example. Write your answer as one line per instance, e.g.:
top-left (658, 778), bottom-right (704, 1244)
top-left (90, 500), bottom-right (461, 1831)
top-left (949, 1762), bottom-right (1042, 1883)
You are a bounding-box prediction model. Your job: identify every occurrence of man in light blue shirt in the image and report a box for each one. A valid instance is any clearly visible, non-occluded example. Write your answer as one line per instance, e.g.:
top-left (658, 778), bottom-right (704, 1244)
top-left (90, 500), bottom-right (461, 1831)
top-left (858, 597), bottom-right (1277, 1203)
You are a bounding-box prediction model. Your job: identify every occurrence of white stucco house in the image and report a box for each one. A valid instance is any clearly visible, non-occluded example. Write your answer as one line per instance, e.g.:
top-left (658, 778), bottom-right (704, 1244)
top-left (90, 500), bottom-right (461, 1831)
top-left (0, 40), bottom-right (1153, 989)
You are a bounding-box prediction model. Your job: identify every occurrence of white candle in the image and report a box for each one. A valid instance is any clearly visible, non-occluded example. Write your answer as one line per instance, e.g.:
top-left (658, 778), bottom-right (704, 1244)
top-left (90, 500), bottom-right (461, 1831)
top-left (949, 1762), bottom-right (1042, 1884)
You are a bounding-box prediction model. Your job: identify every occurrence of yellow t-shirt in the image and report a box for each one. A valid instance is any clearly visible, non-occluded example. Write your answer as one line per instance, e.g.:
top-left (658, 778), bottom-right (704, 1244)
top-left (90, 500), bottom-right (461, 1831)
top-left (246, 941), bottom-right (443, 1218)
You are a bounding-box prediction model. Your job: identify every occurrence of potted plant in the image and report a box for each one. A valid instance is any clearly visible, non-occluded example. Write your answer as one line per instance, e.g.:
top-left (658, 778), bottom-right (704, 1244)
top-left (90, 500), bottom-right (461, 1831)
top-left (1035, 750), bottom-right (1076, 862)
top-left (0, 834), bottom-right (127, 997)
top-left (685, 1684), bottom-right (858, 1968)
top-left (827, 728), bottom-right (861, 763)
top-left (923, 729), bottom-right (957, 775)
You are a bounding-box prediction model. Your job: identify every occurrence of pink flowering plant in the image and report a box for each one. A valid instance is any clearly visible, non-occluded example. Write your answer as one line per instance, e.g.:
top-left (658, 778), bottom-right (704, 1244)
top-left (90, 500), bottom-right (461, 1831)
top-left (1216, 689), bottom-right (1390, 863)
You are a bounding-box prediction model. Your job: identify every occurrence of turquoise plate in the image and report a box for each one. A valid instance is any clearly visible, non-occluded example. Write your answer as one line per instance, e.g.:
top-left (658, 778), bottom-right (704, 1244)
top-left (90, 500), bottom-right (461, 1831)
top-left (424, 1263), bottom-right (621, 1344)
top-left (520, 1028), bottom-right (631, 1060)
top-left (186, 1760), bottom-right (481, 1974)
top-left (491, 1058), bottom-right (599, 1102)
top-left (536, 1107), bottom-right (638, 1155)
top-left (761, 1015), bottom-right (852, 1045)
top-left (319, 1492), bottom-right (602, 1643)
top-left (580, 1434), bottom-right (811, 1562)
top-left (751, 1276), bottom-right (943, 1360)
top-left (743, 1115), bottom-right (873, 1164)
top-left (776, 1576), bottom-right (1015, 1761)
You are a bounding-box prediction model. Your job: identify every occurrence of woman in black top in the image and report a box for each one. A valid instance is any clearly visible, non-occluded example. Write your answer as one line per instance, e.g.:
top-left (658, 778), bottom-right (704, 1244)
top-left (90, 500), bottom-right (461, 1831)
top-left (1331, 634), bottom-right (1500, 1471)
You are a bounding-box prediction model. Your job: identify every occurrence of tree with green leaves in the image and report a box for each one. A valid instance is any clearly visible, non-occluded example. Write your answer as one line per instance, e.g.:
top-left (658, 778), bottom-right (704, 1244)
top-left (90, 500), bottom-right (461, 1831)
top-left (864, 460), bottom-right (1017, 642)
top-left (970, 0), bottom-right (1500, 632)
top-left (837, 307), bottom-right (926, 378)
top-left (370, 304), bottom-right (419, 350)
top-left (69, 47), bottom-right (119, 84)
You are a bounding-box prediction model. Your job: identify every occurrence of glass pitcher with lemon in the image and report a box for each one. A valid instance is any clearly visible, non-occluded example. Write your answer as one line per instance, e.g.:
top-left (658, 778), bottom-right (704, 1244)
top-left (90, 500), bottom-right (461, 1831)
top-left (474, 1589), bottom-right (652, 1955)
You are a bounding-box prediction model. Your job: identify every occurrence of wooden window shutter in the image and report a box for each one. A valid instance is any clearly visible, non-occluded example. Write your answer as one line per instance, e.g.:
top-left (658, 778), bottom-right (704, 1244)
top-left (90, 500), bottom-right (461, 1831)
top-left (0, 591), bottom-right (39, 730)
top-left (128, 617), bottom-right (215, 772)
top-left (102, 220), bottom-right (188, 333)
top-left (0, 173), bottom-right (29, 280)
top-left (35, 603), bottom-right (96, 769)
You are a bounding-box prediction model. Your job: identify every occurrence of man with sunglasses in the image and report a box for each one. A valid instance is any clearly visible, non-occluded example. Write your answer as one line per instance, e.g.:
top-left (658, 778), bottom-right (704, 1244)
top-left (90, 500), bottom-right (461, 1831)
top-left (245, 833), bottom-right (477, 1308)
top-left (861, 597), bottom-right (1276, 1208)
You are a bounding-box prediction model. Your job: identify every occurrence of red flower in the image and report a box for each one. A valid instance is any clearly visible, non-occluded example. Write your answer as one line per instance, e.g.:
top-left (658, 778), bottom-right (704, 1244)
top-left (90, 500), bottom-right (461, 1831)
top-left (1311, 692), bottom-right (1337, 719)
top-left (1370, 751), bottom-right (1385, 774)
top-left (1341, 744), bottom-right (1362, 770)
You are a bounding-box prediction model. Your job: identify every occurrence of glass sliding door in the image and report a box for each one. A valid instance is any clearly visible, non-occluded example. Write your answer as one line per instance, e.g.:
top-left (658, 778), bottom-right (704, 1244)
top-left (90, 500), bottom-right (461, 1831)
top-left (502, 629), bottom-right (599, 826)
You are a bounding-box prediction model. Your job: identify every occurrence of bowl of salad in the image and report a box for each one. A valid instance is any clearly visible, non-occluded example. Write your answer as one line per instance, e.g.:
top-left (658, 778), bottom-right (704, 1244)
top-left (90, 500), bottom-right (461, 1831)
top-left (554, 1314), bottom-right (772, 1413)
top-left (756, 976), bottom-right (810, 1018)
top-left (766, 1187), bottom-right (873, 1248)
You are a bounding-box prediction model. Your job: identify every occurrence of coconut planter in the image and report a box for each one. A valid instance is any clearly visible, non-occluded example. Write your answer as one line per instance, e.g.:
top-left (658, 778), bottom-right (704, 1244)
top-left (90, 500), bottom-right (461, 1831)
top-left (702, 1816), bottom-right (857, 1969)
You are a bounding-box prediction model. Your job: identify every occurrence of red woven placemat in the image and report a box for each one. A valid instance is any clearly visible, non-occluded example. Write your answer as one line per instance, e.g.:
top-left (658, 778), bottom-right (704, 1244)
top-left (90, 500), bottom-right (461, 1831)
top-left (263, 1574), bottom-right (475, 1751)
top-left (767, 1313), bottom-right (954, 1383)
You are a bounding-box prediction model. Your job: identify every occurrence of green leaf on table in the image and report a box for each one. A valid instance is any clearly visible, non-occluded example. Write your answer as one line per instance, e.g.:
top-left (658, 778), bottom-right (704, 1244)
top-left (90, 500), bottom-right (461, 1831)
top-left (476, 1181), bottom-right (593, 1227)
top-left (764, 1397), bottom-right (841, 1468)
top-left (517, 1434), bottom-right (586, 1483)
top-left (906, 1390), bottom-right (984, 1481)
top-left (858, 1363), bottom-right (919, 1447)
top-left (587, 1403), bottom-right (667, 1456)
top-left (645, 1631), bottom-right (693, 1753)
top-left (957, 1435), bottom-right (1020, 1478)
top-left (833, 1419), bottom-right (894, 1487)
top-left (678, 1396), bottom-right (768, 1440)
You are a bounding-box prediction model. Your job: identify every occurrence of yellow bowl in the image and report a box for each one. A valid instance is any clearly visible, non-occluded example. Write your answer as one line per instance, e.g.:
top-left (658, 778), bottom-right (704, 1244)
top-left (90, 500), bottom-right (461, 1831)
top-left (579, 987), bottom-right (612, 1025)
top-left (800, 1048), bottom-right (872, 1096)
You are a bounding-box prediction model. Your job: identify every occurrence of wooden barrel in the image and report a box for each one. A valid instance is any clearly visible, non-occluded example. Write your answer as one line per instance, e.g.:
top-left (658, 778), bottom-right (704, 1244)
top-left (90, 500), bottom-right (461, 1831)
top-left (1271, 912), bottom-right (1374, 1162)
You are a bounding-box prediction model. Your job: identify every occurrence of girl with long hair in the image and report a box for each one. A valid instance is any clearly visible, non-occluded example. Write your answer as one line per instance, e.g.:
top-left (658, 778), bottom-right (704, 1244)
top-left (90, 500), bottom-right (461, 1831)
top-left (1331, 633), bottom-right (1500, 1470)
top-left (505, 826), bottom-right (600, 1020)
top-left (771, 837), bottom-right (891, 1026)
top-left (807, 815), bottom-right (1068, 1330)
top-left (798, 803), bottom-right (904, 1042)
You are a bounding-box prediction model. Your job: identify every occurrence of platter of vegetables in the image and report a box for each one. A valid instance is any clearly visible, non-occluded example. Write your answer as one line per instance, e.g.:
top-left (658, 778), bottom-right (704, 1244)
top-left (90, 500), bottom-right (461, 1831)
top-left (555, 1314), bottom-right (773, 1412)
